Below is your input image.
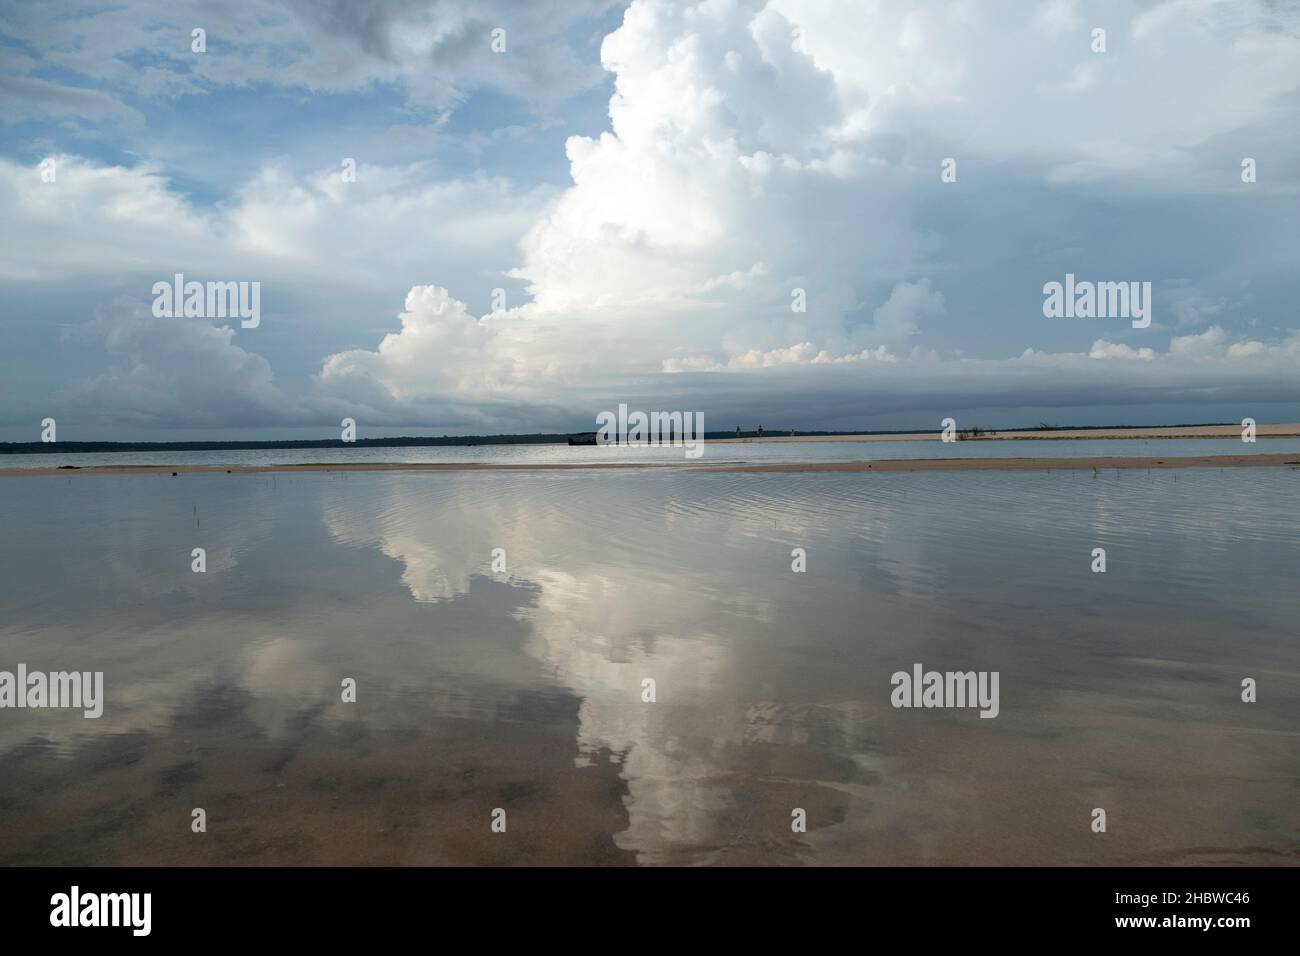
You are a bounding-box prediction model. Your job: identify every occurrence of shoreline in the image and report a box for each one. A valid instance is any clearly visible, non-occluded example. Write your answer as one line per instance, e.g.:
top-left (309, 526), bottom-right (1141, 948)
top-left (713, 423), bottom-right (1300, 442)
top-left (4, 452), bottom-right (1298, 477)
top-left (3, 424), bottom-right (1297, 458)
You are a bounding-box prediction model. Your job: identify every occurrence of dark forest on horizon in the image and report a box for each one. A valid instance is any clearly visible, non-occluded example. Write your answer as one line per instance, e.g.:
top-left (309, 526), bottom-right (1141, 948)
top-left (0, 422), bottom-right (1249, 454)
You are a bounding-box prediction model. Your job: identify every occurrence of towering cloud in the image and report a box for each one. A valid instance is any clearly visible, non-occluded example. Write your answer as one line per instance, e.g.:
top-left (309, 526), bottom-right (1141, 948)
top-left (3, 0), bottom-right (1300, 435)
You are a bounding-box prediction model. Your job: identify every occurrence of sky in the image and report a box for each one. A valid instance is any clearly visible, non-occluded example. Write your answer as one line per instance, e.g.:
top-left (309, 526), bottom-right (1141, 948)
top-left (1, 0), bottom-right (1298, 441)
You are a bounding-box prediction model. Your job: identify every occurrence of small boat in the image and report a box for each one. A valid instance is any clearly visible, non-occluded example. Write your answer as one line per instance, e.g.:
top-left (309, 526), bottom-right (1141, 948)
top-left (567, 432), bottom-right (599, 446)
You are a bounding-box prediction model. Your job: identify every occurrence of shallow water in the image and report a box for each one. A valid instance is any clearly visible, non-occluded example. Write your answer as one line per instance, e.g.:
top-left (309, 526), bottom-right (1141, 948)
top-left (4, 435), bottom-right (1300, 469)
top-left (0, 468), bottom-right (1296, 864)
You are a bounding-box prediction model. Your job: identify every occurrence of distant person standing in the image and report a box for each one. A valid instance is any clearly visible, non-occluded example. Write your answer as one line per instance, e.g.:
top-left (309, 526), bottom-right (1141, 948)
top-left (757, 425), bottom-right (764, 438)
top-left (736, 426), bottom-right (742, 439)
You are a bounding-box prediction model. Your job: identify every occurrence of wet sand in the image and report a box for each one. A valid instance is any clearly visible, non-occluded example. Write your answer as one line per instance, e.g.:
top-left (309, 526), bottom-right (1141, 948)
top-left (708, 453), bottom-right (1300, 473)
top-left (0, 695), bottom-right (637, 866)
top-left (716, 423), bottom-right (1300, 442)
top-left (3, 452), bottom-right (1298, 477)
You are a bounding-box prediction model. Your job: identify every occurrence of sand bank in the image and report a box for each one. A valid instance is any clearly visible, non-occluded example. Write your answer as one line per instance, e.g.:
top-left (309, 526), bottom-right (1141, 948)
top-left (715, 423), bottom-right (1300, 443)
top-left (702, 453), bottom-right (1300, 473)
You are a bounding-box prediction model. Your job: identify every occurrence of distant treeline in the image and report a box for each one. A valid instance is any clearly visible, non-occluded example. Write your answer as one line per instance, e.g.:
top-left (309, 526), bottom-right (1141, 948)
top-left (1, 435), bottom-right (568, 454)
top-left (0, 423), bottom-right (1241, 455)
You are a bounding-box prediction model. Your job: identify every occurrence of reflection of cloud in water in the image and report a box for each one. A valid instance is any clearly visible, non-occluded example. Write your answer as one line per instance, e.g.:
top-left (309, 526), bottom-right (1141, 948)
top-left (522, 566), bottom-right (740, 862)
top-left (239, 636), bottom-right (333, 738)
top-left (320, 475), bottom-right (525, 604)
top-left (322, 472), bottom-right (870, 862)
top-left (6, 469), bottom-right (1294, 863)
top-left (0, 633), bottom-right (328, 756)
top-left (373, 528), bottom-right (469, 604)
top-left (93, 479), bottom-right (276, 600)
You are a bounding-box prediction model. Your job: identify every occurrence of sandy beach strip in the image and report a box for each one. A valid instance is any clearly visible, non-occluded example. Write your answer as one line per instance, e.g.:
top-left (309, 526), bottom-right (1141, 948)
top-left (702, 453), bottom-right (1300, 473)
top-left (3, 452), bottom-right (1298, 477)
top-left (714, 423), bottom-right (1300, 442)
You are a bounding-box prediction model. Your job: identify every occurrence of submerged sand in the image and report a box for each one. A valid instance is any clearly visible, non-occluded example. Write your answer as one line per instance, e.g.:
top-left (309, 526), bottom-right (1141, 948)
top-left (3, 463), bottom-right (1296, 865)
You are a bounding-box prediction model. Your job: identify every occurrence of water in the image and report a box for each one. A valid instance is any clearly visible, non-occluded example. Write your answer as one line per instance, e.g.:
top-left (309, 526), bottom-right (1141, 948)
top-left (4, 436), bottom-right (1300, 470)
top-left (0, 468), bottom-right (1296, 864)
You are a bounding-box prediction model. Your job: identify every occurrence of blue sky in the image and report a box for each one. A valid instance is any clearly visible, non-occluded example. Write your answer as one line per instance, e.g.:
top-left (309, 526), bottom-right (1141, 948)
top-left (2, 0), bottom-right (1298, 440)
